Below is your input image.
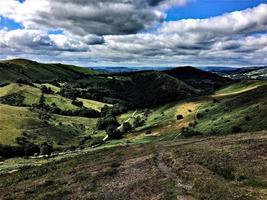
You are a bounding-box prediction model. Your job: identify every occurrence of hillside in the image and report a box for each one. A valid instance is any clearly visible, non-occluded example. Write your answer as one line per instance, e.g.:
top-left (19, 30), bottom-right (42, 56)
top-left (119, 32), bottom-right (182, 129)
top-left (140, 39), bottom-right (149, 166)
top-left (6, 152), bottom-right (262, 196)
top-left (0, 58), bottom-right (266, 200)
top-left (164, 66), bottom-right (231, 91)
top-left (0, 59), bottom-right (97, 83)
top-left (0, 132), bottom-right (266, 200)
top-left (63, 71), bottom-right (200, 108)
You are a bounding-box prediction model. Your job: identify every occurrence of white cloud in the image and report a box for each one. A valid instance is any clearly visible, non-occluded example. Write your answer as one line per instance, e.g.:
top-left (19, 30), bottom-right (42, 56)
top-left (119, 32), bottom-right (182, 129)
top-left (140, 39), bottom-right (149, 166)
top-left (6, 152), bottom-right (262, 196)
top-left (159, 4), bottom-right (267, 37)
top-left (0, 2), bottom-right (266, 67)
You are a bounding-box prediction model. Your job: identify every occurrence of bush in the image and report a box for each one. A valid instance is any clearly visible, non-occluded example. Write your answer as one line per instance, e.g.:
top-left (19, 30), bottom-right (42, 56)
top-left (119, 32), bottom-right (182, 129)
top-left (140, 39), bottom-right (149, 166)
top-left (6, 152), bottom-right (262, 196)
top-left (121, 122), bottom-right (132, 133)
top-left (232, 126), bottom-right (242, 133)
top-left (41, 85), bottom-right (53, 94)
top-left (72, 100), bottom-right (83, 107)
top-left (0, 93), bottom-right (25, 106)
top-left (133, 116), bottom-right (145, 128)
top-left (101, 103), bottom-right (129, 117)
top-left (245, 115), bottom-right (251, 121)
top-left (16, 78), bottom-right (34, 86)
top-left (213, 98), bottom-right (219, 103)
top-left (176, 114), bottom-right (184, 120)
top-left (0, 144), bottom-right (24, 158)
top-left (196, 112), bottom-right (204, 119)
top-left (96, 117), bottom-right (120, 130)
top-left (39, 142), bottom-right (53, 156)
top-left (181, 127), bottom-right (202, 137)
top-left (106, 125), bottom-right (122, 139)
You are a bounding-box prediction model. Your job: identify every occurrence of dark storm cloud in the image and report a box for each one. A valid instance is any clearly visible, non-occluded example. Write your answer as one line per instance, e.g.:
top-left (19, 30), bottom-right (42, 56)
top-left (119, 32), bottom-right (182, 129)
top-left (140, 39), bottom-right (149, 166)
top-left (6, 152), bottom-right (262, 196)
top-left (0, 0), bottom-right (187, 35)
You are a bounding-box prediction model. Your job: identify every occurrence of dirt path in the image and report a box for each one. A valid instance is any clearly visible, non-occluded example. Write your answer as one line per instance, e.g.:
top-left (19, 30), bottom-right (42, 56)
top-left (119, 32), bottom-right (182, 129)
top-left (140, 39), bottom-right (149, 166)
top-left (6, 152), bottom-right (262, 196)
top-left (156, 149), bottom-right (192, 191)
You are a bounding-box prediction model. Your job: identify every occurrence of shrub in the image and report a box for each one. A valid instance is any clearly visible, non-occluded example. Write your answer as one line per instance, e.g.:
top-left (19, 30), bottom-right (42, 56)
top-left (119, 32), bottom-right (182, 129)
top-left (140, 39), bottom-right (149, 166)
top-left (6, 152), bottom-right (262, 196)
top-left (106, 125), bottom-right (122, 139)
top-left (196, 112), bottom-right (204, 119)
top-left (39, 142), bottom-right (53, 156)
top-left (16, 78), bottom-right (34, 86)
top-left (232, 126), bottom-right (242, 133)
top-left (96, 117), bottom-right (120, 130)
top-left (213, 98), bottom-right (219, 103)
top-left (181, 127), bottom-right (202, 137)
top-left (245, 115), bottom-right (251, 121)
top-left (41, 85), bottom-right (53, 94)
top-left (133, 116), bottom-right (145, 128)
top-left (121, 122), bottom-right (132, 133)
top-left (0, 93), bottom-right (25, 106)
top-left (72, 100), bottom-right (83, 107)
top-left (176, 114), bottom-right (184, 120)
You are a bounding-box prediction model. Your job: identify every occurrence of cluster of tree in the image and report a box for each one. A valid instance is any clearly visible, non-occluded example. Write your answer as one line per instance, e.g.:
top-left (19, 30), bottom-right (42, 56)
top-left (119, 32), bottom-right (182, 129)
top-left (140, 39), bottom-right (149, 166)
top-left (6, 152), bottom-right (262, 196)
top-left (32, 94), bottom-right (100, 118)
top-left (59, 86), bottom-right (120, 104)
top-left (96, 113), bottom-right (147, 141)
top-left (0, 137), bottom-right (53, 158)
top-left (96, 116), bottom-right (120, 130)
top-left (71, 99), bottom-right (83, 107)
top-left (132, 116), bottom-right (145, 128)
top-left (60, 72), bottom-right (194, 109)
top-left (0, 93), bottom-right (25, 106)
top-left (40, 85), bottom-right (53, 94)
top-left (16, 78), bottom-right (34, 87)
top-left (100, 103), bottom-right (130, 117)
top-left (33, 102), bottom-right (100, 118)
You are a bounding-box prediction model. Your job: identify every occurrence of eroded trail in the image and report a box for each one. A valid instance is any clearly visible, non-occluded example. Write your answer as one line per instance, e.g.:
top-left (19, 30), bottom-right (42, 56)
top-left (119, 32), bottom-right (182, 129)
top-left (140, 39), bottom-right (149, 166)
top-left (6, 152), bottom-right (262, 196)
top-left (156, 150), bottom-right (192, 191)
top-left (155, 144), bottom-right (195, 200)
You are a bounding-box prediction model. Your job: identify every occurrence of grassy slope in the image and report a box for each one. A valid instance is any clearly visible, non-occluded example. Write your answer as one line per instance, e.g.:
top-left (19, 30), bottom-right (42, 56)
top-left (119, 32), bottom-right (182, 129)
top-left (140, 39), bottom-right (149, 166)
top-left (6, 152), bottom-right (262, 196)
top-left (194, 81), bottom-right (267, 135)
top-left (0, 103), bottom-right (88, 147)
top-left (77, 97), bottom-right (111, 111)
top-left (0, 59), bottom-right (96, 83)
top-left (0, 83), bottom-right (108, 147)
top-left (117, 80), bottom-right (267, 143)
top-left (0, 83), bottom-right (41, 105)
top-left (0, 83), bottom-right (76, 109)
top-left (0, 80), bottom-right (266, 199)
top-left (0, 104), bottom-right (41, 145)
top-left (0, 132), bottom-right (266, 200)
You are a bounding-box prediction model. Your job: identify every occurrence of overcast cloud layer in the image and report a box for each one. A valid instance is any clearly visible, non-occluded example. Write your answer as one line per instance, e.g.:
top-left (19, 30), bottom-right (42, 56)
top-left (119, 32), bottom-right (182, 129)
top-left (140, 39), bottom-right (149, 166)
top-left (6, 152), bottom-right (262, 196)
top-left (0, 0), bottom-right (267, 67)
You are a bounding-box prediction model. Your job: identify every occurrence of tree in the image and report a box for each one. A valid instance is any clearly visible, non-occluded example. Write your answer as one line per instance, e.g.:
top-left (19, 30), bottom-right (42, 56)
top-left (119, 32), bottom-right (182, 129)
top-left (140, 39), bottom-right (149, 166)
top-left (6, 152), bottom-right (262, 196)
top-left (105, 125), bottom-right (121, 139)
top-left (121, 122), bottom-right (132, 133)
top-left (41, 85), bottom-right (53, 94)
top-left (133, 116), bottom-right (144, 128)
top-left (72, 100), bottom-right (83, 107)
top-left (39, 142), bottom-right (53, 156)
top-left (96, 117), bottom-right (120, 130)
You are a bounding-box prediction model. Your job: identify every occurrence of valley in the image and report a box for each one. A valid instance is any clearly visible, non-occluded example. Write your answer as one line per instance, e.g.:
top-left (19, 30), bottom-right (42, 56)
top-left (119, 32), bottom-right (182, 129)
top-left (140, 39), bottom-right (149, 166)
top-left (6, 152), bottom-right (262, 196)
top-left (0, 59), bottom-right (266, 200)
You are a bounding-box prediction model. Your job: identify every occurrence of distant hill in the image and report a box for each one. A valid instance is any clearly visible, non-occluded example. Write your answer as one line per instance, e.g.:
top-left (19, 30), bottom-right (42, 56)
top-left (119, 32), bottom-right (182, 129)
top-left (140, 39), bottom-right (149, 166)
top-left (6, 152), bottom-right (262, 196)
top-left (163, 66), bottom-right (231, 91)
top-left (91, 66), bottom-right (174, 73)
top-left (216, 66), bottom-right (267, 80)
top-left (0, 58), bottom-right (97, 83)
top-left (201, 66), bottom-right (238, 72)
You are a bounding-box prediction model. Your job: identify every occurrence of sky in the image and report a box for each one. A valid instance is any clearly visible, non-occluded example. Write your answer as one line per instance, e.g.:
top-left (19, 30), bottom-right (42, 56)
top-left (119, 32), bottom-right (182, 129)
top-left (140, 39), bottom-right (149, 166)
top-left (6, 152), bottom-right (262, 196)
top-left (0, 0), bottom-right (267, 67)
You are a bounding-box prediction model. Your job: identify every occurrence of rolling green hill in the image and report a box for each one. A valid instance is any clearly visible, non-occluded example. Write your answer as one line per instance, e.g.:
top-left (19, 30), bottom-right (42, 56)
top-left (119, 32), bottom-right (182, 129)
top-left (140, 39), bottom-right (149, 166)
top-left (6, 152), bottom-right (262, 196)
top-left (0, 59), bottom-right (97, 83)
top-left (0, 58), bottom-right (266, 200)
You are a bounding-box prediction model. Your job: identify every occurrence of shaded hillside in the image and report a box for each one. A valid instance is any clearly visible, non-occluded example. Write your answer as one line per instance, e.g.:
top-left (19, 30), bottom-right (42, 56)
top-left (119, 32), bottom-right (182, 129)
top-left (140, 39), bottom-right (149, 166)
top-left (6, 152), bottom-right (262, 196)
top-left (0, 59), bottom-right (97, 83)
top-left (164, 66), bottom-right (231, 91)
top-left (62, 71), bottom-right (199, 108)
